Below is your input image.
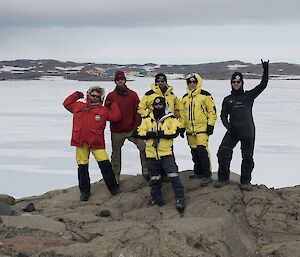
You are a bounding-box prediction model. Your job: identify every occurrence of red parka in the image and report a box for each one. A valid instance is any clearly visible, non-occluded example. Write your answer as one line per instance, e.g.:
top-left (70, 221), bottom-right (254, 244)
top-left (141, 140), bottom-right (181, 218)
top-left (63, 91), bottom-right (121, 149)
top-left (105, 87), bottom-right (141, 133)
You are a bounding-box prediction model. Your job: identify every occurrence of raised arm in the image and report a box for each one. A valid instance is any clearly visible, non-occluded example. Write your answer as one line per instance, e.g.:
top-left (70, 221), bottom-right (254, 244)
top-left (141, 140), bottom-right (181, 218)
top-left (248, 59), bottom-right (269, 99)
top-left (63, 91), bottom-right (84, 113)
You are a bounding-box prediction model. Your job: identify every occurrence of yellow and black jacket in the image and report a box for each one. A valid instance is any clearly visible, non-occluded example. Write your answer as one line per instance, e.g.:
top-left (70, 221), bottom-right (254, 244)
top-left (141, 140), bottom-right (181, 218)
top-left (180, 73), bottom-right (217, 135)
top-left (138, 112), bottom-right (179, 159)
top-left (138, 83), bottom-right (182, 118)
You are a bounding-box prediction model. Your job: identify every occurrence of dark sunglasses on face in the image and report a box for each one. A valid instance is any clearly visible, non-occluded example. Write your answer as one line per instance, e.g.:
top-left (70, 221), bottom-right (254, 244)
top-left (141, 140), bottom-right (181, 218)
top-left (232, 80), bottom-right (241, 84)
top-left (90, 94), bottom-right (101, 98)
top-left (116, 78), bottom-right (125, 81)
top-left (156, 80), bottom-right (165, 83)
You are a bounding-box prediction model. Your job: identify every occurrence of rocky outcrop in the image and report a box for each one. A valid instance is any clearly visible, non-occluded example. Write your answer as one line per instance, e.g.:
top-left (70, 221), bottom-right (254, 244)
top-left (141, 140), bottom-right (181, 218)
top-left (0, 172), bottom-right (299, 257)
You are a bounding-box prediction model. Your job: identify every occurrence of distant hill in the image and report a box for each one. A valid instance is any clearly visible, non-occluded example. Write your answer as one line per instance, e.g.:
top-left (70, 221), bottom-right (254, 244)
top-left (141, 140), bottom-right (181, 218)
top-left (1, 59), bottom-right (300, 81)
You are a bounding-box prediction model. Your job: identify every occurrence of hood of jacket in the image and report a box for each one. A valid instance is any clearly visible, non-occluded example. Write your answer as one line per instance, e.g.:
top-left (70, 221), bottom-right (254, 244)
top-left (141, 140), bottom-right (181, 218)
top-left (185, 73), bottom-right (203, 97)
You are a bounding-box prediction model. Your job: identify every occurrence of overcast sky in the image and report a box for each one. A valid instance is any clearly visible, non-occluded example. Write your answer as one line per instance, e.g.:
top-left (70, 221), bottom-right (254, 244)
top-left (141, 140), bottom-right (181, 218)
top-left (0, 0), bottom-right (300, 64)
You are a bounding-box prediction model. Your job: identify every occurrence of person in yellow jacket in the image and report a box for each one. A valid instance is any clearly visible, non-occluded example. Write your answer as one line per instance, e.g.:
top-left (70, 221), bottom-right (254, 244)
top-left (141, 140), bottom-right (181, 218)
top-left (180, 73), bottom-right (217, 186)
top-left (138, 97), bottom-right (185, 213)
top-left (138, 73), bottom-right (181, 119)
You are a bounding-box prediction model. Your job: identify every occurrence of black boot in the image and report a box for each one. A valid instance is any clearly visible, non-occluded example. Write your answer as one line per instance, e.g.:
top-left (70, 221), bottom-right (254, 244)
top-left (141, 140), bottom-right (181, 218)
top-left (98, 160), bottom-right (120, 195)
top-left (78, 164), bottom-right (91, 201)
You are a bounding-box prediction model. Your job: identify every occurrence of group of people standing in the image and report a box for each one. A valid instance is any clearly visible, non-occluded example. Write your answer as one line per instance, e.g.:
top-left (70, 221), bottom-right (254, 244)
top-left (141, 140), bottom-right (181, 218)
top-left (63, 59), bottom-right (269, 213)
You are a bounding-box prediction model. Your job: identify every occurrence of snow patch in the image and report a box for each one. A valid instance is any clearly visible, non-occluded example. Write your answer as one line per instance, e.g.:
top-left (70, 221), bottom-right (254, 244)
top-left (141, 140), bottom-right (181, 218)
top-left (227, 64), bottom-right (248, 70)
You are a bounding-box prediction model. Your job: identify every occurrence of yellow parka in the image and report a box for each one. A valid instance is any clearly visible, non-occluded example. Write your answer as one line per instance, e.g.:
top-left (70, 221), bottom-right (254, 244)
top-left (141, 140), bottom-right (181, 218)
top-left (180, 73), bottom-right (217, 135)
top-left (138, 112), bottom-right (179, 159)
top-left (138, 83), bottom-right (181, 118)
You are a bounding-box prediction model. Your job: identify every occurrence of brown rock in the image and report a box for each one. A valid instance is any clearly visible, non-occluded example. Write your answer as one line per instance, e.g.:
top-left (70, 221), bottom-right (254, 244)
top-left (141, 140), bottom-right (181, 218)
top-left (0, 194), bottom-right (15, 205)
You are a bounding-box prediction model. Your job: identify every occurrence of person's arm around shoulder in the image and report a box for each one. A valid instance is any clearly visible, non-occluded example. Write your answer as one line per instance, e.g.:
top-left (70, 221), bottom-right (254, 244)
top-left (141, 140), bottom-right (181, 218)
top-left (104, 92), bottom-right (113, 108)
top-left (107, 102), bottom-right (122, 122)
top-left (248, 59), bottom-right (269, 99)
top-left (63, 91), bottom-right (84, 113)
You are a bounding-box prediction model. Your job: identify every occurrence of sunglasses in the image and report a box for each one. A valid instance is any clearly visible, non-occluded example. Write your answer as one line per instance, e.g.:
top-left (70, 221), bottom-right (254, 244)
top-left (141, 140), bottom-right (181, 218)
top-left (156, 80), bottom-right (165, 83)
top-left (232, 80), bottom-right (241, 84)
top-left (187, 79), bottom-right (197, 84)
top-left (116, 78), bottom-right (125, 81)
top-left (90, 94), bottom-right (101, 98)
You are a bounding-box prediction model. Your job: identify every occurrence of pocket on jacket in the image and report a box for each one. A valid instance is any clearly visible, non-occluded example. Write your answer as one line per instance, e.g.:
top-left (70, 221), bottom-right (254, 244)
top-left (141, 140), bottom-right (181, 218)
top-left (72, 128), bottom-right (81, 144)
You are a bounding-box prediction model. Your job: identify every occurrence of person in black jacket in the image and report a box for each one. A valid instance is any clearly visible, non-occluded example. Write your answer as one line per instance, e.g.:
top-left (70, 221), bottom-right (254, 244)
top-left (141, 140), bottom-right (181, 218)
top-left (214, 59), bottom-right (269, 190)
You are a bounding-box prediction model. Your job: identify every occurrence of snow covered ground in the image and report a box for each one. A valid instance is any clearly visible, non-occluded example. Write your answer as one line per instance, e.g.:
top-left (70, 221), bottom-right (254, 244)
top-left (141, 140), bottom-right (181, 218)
top-left (0, 76), bottom-right (299, 197)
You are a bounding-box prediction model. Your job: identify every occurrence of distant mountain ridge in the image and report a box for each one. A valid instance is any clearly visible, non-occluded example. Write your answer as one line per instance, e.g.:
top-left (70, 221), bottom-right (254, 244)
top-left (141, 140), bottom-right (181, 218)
top-left (1, 59), bottom-right (300, 81)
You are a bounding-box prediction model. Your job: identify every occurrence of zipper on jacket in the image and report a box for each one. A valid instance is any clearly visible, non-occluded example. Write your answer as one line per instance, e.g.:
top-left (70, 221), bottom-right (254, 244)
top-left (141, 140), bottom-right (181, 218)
top-left (190, 95), bottom-right (195, 134)
top-left (155, 121), bottom-right (160, 160)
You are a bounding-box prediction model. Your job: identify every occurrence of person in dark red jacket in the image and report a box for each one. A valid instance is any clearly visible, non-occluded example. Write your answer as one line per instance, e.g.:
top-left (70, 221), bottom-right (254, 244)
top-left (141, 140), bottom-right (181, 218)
top-left (105, 71), bottom-right (148, 182)
top-left (63, 86), bottom-right (122, 201)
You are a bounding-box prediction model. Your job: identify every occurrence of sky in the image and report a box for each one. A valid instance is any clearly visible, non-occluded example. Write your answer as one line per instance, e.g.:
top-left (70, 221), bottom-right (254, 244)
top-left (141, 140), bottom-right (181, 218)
top-left (0, 0), bottom-right (300, 64)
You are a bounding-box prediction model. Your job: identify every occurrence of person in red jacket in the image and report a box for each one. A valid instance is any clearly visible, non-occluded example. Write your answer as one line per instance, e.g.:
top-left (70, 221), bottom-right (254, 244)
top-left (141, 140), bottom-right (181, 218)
top-left (105, 71), bottom-right (148, 182)
top-left (63, 86), bottom-right (121, 201)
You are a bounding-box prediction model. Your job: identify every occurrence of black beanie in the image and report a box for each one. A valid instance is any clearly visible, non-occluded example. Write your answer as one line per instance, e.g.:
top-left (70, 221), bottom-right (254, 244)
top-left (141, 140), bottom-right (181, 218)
top-left (153, 97), bottom-right (166, 107)
top-left (231, 72), bottom-right (244, 84)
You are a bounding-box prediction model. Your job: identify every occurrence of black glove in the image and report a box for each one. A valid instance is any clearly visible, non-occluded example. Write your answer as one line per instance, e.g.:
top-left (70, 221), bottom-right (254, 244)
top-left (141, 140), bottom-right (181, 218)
top-left (261, 59), bottom-right (269, 73)
top-left (206, 125), bottom-right (214, 136)
top-left (77, 91), bottom-right (84, 99)
top-left (131, 129), bottom-right (139, 138)
top-left (229, 126), bottom-right (239, 139)
top-left (146, 131), bottom-right (157, 139)
top-left (179, 128), bottom-right (186, 138)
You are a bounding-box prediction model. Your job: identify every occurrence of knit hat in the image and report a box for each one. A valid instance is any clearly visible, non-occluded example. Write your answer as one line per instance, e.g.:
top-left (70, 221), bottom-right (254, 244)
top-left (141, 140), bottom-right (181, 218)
top-left (185, 73), bottom-right (198, 84)
top-left (231, 72), bottom-right (243, 84)
top-left (153, 97), bottom-right (166, 107)
top-left (115, 71), bottom-right (126, 81)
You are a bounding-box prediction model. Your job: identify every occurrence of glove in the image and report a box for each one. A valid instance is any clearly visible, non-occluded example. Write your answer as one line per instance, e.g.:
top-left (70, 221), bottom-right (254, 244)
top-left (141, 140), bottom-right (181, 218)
top-left (131, 129), bottom-right (139, 138)
top-left (146, 131), bottom-right (157, 139)
top-left (206, 125), bottom-right (214, 136)
top-left (178, 128), bottom-right (186, 138)
top-left (229, 126), bottom-right (239, 139)
top-left (261, 59), bottom-right (269, 73)
top-left (77, 91), bottom-right (84, 99)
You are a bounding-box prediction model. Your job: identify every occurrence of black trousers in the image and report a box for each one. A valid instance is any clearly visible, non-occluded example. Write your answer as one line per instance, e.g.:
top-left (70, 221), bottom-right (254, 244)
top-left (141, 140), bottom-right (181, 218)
top-left (217, 131), bottom-right (255, 184)
top-left (147, 156), bottom-right (184, 202)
